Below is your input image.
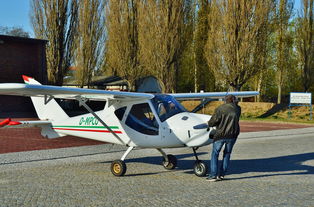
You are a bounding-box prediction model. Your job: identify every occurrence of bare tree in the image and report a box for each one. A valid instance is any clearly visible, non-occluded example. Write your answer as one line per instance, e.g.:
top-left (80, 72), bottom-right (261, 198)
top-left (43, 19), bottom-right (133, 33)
top-left (106, 0), bottom-right (142, 91)
top-left (31, 0), bottom-right (78, 85)
top-left (74, 0), bottom-right (106, 88)
top-left (296, 0), bottom-right (314, 92)
top-left (138, 0), bottom-right (185, 93)
top-left (205, 0), bottom-right (273, 91)
top-left (0, 26), bottom-right (30, 37)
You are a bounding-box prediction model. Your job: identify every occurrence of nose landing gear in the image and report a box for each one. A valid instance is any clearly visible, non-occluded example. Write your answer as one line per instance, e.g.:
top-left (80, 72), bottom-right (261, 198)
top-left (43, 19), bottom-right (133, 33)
top-left (192, 147), bottom-right (208, 177)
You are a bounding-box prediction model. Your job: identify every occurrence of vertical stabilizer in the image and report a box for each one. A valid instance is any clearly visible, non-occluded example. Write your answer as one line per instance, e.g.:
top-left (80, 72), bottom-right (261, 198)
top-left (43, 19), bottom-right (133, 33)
top-left (22, 75), bottom-right (69, 121)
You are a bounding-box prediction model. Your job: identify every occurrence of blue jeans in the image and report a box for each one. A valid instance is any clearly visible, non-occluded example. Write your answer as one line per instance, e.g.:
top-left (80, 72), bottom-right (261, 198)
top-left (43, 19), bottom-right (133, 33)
top-left (209, 138), bottom-right (236, 178)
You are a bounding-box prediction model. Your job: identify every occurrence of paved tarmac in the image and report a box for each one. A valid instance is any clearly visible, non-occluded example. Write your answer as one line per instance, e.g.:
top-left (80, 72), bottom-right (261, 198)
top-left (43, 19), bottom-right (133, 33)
top-left (0, 127), bottom-right (314, 207)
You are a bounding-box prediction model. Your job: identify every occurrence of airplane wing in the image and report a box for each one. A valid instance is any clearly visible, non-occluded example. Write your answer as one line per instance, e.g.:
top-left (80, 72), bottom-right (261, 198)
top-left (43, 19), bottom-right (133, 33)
top-left (0, 75), bottom-right (258, 102)
top-left (0, 78), bottom-right (154, 102)
top-left (169, 91), bottom-right (259, 100)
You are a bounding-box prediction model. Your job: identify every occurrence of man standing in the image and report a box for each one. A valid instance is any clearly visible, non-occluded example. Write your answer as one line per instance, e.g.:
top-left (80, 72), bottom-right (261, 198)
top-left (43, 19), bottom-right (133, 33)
top-left (206, 95), bottom-right (241, 182)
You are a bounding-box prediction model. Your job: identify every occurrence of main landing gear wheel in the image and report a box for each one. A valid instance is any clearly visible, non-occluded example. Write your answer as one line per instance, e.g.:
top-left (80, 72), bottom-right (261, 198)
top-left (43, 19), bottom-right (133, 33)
top-left (162, 154), bottom-right (177, 170)
top-left (111, 160), bottom-right (127, 176)
top-left (193, 160), bottom-right (208, 177)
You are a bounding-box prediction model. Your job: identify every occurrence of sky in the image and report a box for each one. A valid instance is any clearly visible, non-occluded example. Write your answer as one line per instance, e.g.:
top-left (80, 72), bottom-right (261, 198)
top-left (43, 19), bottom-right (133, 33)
top-left (0, 0), bottom-right (303, 38)
top-left (0, 0), bottom-right (34, 36)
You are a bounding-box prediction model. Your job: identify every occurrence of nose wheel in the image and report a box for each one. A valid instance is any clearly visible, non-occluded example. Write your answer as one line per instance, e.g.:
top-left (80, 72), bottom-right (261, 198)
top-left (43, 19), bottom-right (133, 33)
top-left (192, 147), bottom-right (208, 177)
top-left (193, 160), bottom-right (207, 177)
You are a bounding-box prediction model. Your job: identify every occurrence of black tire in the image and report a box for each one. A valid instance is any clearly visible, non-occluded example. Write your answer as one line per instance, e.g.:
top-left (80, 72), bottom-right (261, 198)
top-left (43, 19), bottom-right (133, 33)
top-left (111, 160), bottom-right (127, 176)
top-left (193, 160), bottom-right (208, 177)
top-left (162, 154), bottom-right (177, 170)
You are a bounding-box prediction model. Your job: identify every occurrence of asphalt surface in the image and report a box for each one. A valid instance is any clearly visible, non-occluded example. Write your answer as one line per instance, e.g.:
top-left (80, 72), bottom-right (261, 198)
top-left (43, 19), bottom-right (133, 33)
top-left (0, 127), bottom-right (314, 207)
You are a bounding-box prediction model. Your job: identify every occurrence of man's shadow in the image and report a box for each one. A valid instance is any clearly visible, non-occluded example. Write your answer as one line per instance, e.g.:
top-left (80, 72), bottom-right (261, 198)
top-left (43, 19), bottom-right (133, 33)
top-left (106, 152), bottom-right (314, 178)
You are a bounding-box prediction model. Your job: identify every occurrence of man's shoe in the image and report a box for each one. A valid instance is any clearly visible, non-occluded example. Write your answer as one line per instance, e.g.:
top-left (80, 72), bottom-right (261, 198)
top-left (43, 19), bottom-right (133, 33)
top-left (218, 176), bottom-right (224, 180)
top-left (206, 177), bottom-right (218, 182)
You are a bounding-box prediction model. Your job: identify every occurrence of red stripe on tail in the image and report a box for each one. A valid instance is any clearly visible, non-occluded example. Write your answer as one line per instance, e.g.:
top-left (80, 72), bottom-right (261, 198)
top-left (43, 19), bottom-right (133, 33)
top-left (22, 75), bottom-right (33, 82)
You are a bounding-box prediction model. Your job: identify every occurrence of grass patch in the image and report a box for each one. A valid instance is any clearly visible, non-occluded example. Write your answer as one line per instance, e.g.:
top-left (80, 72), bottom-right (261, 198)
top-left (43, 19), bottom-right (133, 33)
top-left (181, 100), bottom-right (314, 125)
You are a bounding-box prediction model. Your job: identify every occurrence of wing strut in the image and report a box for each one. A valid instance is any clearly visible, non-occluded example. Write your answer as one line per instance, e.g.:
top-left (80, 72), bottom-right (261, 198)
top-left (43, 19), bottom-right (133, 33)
top-left (75, 96), bottom-right (127, 146)
top-left (191, 98), bottom-right (212, 113)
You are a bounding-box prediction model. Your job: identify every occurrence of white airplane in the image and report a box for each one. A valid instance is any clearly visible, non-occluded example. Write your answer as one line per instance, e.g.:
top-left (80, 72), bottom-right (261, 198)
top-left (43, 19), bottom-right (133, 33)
top-left (0, 75), bottom-right (258, 176)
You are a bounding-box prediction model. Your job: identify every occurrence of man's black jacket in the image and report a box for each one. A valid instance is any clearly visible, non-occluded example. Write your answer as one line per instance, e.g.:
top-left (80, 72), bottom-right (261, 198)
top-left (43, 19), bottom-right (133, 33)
top-left (208, 103), bottom-right (241, 142)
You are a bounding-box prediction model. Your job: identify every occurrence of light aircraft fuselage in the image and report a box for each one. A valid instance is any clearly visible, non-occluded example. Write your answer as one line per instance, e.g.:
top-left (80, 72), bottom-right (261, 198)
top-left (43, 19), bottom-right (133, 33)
top-left (51, 94), bottom-right (213, 148)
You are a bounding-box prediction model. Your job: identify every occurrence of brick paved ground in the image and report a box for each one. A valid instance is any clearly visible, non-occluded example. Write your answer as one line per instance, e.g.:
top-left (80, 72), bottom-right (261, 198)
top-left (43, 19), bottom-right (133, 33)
top-left (0, 118), bottom-right (312, 154)
top-left (239, 121), bottom-right (312, 132)
top-left (0, 127), bottom-right (313, 207)
top-left (0, 127), bottom-right (103, 154)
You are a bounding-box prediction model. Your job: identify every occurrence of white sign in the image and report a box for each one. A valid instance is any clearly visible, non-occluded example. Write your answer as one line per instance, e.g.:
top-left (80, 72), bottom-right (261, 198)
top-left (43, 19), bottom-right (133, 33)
top-left (290, 92), bottom-right (312, 104)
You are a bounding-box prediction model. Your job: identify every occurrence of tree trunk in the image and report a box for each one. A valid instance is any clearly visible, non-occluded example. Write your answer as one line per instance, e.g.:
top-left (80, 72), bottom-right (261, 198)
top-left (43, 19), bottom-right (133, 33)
top-left (256, 73), bottom-right (263, 102)
top-left (277, 84), bottom-right (282, 104)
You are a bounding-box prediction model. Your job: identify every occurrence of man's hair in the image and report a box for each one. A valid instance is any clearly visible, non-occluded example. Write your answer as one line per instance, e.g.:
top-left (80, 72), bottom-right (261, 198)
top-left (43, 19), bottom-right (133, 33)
top-left (225, 95), bottom-right (236, 104)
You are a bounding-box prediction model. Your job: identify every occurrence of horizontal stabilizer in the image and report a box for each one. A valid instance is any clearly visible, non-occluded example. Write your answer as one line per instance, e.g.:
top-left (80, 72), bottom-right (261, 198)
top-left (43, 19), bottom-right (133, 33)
top-left (0, 119), bottom-right (52, 128)
top-left (0, 119), bottom-right (65, 139)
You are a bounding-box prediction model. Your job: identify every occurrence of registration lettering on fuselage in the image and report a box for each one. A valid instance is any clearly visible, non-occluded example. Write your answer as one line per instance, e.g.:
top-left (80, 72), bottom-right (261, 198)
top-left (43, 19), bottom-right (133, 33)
top-left (79, 117), bottom-right (99, 126)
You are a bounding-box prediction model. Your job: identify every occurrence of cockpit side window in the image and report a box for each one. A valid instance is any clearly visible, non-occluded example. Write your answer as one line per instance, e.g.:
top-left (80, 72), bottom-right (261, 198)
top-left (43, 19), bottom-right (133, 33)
top-left (125, 103), bottom-right (159, 135)
top-left (151, 95), bottom-right (186, 122)
top-left (114, 107), bottom-right (127, 121)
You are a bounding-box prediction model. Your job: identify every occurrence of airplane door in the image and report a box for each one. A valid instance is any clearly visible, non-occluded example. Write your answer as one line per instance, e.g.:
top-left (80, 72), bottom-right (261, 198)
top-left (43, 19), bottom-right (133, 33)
top-left (154, 102), bottom-right (170, 140)
top-left (124, 102), bottom-right (161, 140)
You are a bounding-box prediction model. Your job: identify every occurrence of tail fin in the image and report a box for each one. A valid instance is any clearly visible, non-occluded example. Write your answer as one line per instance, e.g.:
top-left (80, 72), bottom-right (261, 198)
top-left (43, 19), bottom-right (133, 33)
top-left (23, 75), bottom-right (69, 121)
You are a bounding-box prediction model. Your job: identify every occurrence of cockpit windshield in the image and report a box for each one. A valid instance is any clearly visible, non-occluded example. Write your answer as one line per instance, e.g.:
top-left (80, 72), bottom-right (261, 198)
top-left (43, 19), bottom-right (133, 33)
top-left (151, 95), bottom-right (187, 122)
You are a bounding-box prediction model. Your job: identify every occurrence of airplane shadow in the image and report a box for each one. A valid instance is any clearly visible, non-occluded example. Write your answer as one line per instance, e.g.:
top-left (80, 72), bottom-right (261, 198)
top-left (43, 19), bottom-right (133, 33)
top-left (100, 152), bottom-right (206, 168)
top-left (101, 152), bottom-right (314, 179)
top-left (100, 152), bottom-right (208, 176)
